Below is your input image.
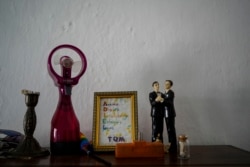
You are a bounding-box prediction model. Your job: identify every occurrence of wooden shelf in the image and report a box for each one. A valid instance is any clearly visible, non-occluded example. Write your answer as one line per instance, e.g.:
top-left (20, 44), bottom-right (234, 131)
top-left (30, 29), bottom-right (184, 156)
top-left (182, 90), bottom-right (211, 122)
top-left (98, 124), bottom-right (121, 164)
top-left (1, 145), bottom-right (250, 166)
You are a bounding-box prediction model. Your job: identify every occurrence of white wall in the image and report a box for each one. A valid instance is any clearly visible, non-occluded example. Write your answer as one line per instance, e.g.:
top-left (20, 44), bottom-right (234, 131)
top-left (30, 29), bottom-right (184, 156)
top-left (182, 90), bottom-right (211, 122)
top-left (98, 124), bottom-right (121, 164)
top-left (1, 0), bottom-right (250, 151)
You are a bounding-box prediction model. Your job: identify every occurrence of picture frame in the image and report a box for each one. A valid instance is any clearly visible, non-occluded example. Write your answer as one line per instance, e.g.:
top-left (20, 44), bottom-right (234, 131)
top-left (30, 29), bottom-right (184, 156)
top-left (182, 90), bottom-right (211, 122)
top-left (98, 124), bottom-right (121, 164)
top-left (92, 91), bottom-right (138, 152)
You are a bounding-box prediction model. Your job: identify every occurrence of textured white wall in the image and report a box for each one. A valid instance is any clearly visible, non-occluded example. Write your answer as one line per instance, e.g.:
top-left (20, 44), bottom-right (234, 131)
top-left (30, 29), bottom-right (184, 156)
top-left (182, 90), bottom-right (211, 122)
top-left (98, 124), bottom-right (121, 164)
top-left (1, 0), bottom-right (250, 151)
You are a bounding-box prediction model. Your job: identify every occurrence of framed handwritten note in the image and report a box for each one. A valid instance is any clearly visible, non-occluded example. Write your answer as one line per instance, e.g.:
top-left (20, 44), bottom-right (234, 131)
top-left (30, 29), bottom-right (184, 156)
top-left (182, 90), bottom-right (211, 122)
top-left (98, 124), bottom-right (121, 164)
top-left (92, 91), bottom-right (138, 151)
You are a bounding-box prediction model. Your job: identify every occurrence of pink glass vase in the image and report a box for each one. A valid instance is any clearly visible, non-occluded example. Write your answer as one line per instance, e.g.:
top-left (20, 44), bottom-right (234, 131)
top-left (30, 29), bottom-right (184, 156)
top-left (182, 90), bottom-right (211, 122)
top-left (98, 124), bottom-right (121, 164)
top-left (50, 86), bottom-right (80, 155)
top-left (48, 44), bottom-right (87, 155)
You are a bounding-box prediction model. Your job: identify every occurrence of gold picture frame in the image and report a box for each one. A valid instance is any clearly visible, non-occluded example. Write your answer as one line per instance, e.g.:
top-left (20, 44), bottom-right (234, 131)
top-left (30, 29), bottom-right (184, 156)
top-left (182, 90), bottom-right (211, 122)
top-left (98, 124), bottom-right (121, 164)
top-left (92, 91), bottom-right (138, 152)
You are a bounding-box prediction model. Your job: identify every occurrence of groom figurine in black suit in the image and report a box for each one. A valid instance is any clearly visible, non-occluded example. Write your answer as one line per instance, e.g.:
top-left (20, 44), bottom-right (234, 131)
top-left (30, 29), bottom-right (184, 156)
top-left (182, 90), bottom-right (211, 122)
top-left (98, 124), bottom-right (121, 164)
top-left (163, 80), bottom-right (177, 153)
top-left (149, 81), bottom-right (165, 142)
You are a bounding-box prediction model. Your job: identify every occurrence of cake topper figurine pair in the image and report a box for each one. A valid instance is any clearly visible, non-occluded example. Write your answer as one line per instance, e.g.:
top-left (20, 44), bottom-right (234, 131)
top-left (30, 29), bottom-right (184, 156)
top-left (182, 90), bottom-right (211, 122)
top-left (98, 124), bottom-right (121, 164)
top-left (149, 80), bottom-right (177, 153)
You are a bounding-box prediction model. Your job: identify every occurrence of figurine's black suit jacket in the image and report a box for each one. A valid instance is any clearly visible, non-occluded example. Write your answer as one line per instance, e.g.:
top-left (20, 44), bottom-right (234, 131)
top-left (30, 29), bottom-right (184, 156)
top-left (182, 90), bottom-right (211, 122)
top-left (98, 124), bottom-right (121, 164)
top-left (164, 89), bottom-right (176, 118)
top-left (149, 91), bottom-right (165, 117)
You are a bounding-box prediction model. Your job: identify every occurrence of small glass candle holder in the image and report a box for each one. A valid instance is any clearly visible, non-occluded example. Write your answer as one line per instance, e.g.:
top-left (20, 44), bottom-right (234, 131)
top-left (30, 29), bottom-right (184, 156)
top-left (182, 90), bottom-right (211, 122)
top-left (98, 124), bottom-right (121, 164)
top-left (178, 134), bottom-right (190, 159)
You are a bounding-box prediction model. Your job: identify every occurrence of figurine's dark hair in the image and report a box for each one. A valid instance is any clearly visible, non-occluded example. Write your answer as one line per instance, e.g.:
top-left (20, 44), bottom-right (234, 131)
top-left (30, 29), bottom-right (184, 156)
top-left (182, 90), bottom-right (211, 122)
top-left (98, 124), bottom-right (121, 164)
top-left (152, 81), bottom-right (159, 87)
top-left (165, 80), bottom-right (173, 86)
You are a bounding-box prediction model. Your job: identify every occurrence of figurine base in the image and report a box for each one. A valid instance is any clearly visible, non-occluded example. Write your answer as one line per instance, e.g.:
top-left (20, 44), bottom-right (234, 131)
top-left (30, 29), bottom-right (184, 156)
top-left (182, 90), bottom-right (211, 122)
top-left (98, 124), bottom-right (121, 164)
top-left (115, 141), bottom-right (165, 158)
